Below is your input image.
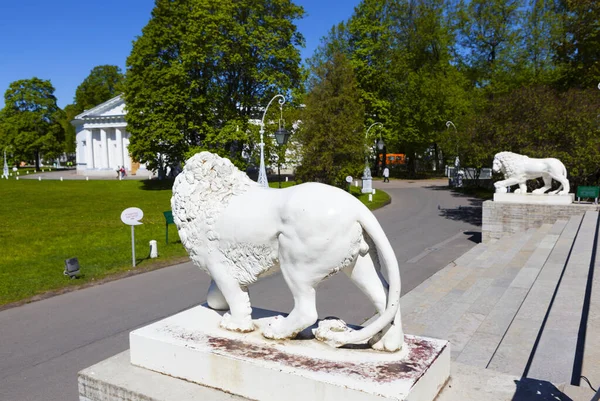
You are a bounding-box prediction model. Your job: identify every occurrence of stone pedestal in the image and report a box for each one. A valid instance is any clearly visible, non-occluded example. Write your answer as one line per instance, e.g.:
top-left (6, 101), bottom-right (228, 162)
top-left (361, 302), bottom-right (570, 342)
top-left (79, 305), bottom-right (450, 401)
top-left (362, 177), bottom-right (373, 194)
top-left (482, 200), bottom-right (598, 242)
top-left (493, 192), bottom-right (574, 205)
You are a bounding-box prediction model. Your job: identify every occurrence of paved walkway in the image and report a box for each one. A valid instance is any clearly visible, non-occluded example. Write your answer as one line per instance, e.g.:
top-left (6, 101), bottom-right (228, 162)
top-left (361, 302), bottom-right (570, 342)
top-left (17, 168), bottom-right (148, 180)
top-left (0, 178), bottom-right (482, 401)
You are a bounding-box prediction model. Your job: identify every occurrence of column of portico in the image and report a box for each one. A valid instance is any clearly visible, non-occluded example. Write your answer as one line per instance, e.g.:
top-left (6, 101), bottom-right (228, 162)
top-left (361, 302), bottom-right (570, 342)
top-left (100, 128), bottom-right (109, 169)
top-left (86, 129), bottom-right (94, 169)
top-left (115, 127), bottom-right (125, 169)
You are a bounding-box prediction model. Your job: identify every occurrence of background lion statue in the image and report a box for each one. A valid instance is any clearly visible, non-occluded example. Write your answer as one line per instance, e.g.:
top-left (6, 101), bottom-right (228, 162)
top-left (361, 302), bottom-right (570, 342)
top-left (492, 151), bottom-right (570, 195)
top-left (171, 151), bottom-right (404, 352)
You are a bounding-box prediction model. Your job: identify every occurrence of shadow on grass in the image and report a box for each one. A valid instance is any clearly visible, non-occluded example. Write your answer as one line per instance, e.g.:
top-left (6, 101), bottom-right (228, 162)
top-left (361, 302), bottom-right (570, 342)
top-left (511, 378), bottom-right (573, 401)
top-left (140, 179), bottom-right (175, 191)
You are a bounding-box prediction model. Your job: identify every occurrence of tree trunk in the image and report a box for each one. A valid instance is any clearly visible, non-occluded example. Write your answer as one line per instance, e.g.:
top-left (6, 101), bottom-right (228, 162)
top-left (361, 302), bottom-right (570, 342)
top-left (34, 150), bottom-right (40, 171)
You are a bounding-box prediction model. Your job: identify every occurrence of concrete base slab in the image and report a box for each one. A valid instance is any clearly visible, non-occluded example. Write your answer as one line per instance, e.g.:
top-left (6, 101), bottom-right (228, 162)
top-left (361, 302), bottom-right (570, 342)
top-left (78, 351), bottom-right (245, 401)
top-left (493, 193), bottom-right (574, 205)
top-left (129, 305), bottom-right (450, 401)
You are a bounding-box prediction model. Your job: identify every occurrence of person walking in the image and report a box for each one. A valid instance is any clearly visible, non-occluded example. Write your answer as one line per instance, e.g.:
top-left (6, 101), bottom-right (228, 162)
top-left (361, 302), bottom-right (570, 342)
top-left (383, 166), bottom-right (390, 183)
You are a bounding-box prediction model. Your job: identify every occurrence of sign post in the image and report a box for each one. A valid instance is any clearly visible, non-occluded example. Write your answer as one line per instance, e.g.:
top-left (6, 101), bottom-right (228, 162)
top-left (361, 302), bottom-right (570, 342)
top-left (121, 207), bottom-right (144, 267)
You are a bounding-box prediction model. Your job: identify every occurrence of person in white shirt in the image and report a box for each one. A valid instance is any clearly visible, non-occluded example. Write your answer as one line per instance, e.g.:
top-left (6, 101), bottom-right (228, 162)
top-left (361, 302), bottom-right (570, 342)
top-left (383, 167), bottom-right (390, 183)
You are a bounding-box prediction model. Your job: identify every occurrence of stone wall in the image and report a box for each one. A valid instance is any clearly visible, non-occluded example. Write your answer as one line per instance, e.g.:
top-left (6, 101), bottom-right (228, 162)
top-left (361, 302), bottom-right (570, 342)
top-left (482, 200), bottom-right (599, 242)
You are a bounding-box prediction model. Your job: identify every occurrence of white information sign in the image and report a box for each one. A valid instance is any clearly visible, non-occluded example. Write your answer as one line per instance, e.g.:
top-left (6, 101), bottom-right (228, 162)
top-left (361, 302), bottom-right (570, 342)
top-left (345, 176), bottom-right (353, 184)
top-left (121, 207), bottom-right (144, 267)
top-left (121, 207), bottom-right (144, 226)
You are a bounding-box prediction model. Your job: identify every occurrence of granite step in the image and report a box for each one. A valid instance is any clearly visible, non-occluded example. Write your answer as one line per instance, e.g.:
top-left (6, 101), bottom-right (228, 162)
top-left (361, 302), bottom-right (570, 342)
top-left (452, 224), bottom-right (561, 366)
top-left (485, 219), bottom-right (571, 376)
top-left (580, 215), bottom-right (600, 390)
top-left (402, 228), bottom-right (542, 354)
top-left (525, 211), bottom-right (598, 384)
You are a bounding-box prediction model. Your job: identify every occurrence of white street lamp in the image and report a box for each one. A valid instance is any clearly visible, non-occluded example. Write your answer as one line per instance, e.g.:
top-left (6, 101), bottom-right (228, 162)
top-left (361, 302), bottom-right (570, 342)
top-left (446, 121), bottom-right (461, 187)
top-left (362, 122), bottom-right (383, 193)
top-left (257, 94), bottom-right (286, 188)
top-left (2, 149), bottom-right (8, 179)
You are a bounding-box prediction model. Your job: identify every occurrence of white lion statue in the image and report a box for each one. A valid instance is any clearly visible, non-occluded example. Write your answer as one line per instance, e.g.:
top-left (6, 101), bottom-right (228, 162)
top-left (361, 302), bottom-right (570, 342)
top-left (171, 151), bottom-right (403, 352)
top-left (492, 151), bottom-right (570, 195)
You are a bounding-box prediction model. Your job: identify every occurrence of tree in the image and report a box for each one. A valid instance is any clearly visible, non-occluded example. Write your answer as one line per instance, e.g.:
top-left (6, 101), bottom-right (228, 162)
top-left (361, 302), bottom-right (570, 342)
top-left (463, 85), bottom-right (600, 186)
top-left (0, 78), bottom-right (65, 170)
top-left (455, 0), bottom-right (524, 91)
top-left (295, 50), bottom-right (365, 187)
top-left (74, 65), bottom-right (124, 112)
top-left (384, 0), bottom-right (471, 173)
top-left (554, 0), bottom-right (600, 88)
top-left (124, 0), bottom-right (305, 172)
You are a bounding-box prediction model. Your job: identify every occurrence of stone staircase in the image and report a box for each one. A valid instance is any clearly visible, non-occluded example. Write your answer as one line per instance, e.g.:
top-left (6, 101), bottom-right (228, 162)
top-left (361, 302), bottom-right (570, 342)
top-left (401, 211), bottom-right (600, 393)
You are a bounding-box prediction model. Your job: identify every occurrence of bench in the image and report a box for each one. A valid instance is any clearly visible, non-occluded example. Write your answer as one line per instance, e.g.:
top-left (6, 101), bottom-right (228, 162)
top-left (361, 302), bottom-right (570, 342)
top-left (163, 211), bottom-right (174, 243)
top-left (576, 186), bottom-right (600, 204)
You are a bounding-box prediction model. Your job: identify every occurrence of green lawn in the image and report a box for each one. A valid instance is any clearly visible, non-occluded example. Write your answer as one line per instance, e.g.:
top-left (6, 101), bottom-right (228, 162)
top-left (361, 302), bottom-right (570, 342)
top-left (0, 178), bottom-right (390, 307)
top-left (0, 179), bottom-right (187, 306)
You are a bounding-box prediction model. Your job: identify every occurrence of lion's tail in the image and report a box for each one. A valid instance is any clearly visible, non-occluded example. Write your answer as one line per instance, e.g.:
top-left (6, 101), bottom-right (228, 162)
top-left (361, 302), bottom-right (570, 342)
top-left (325, 208), bottom-right (403, 347)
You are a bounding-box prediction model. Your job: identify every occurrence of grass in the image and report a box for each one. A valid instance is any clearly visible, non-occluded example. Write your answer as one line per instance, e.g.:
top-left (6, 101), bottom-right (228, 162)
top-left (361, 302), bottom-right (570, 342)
top-left (350, 185), bottom-right (392, 210)
top-left (0, 177), bottom-right (391, 307)
top-left (0, 179), bottom-right (187, 306)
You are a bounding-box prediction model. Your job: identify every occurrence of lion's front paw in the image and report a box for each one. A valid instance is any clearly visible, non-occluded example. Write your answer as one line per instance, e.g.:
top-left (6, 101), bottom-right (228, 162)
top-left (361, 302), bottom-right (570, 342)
top-left (495, 186), bottom-right (507, 194)
top-left (558, 190), bottom-right (569, 195)
top-left (514, 188), bottom-right (523, 194)
top-left (532, 188), bottom-right (547, 194)
top-left (219, 312), bottom-right (255, 333)
top-left (261, 315), bottom-right (298, 340)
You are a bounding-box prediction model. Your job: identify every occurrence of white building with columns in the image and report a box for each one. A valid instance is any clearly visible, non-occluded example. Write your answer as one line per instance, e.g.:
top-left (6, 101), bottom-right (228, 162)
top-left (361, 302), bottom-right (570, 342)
top-left (71, 95), bottom-right (147, 176)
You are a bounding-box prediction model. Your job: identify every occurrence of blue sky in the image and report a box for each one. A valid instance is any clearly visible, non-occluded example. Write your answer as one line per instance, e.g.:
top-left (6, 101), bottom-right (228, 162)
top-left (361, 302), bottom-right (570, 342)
top-left (0, 0), bottom-right (361, 109)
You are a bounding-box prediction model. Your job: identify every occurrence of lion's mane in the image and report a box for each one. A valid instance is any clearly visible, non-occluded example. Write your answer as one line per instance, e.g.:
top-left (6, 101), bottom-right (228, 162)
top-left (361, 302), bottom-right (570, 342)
top-left (494, 151), bottom-right (528, 177)
top-left (171, 152), bottom-right (259, 257)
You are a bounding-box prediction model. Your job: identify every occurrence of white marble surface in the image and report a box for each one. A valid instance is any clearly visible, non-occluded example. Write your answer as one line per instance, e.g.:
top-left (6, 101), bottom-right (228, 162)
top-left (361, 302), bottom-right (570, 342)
top-left (493, 193), bottom-right (574, 204)
top-left (492, 152), bottom-right (570, 195)
top-left (171, 152), bottom-right (403, 351)
top-left (129, 305), bottom-right (450, 401)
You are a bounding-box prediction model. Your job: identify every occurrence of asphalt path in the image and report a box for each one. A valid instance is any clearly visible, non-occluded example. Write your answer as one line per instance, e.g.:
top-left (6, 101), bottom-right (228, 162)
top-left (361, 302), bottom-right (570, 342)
top-left (0, 179), bottom-right (481, 401)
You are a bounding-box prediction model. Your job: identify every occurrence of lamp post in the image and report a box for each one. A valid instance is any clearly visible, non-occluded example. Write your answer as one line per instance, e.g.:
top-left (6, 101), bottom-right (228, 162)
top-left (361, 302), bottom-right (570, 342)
top-left (2, 149), bottom-right (8, 179)
top-left (362, 122), bottom-right (383, 193)
top-left (257, 94), bottom-right (286, 188)
top-left (274, 117), bottom-right (290, 188)
top-left (446, 121), bottom-right (461, 187)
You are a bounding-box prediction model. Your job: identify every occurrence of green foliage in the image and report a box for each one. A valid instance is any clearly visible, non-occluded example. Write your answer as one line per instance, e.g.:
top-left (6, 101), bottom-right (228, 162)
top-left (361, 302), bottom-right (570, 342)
top-left (0, 78), bottom-right (65, 169)
top-left (296, 50), bottom-right (365, 187)
top-left (74, 65), bottom-right (124, 112)
top-left (555, 0), bottom-right (600, 88)
top-left (124, 0), bottom-right (305, 172)
top-left (455, 0), bottom-right (525, 90)
top-left (463, 85), bottom-right (600, 186)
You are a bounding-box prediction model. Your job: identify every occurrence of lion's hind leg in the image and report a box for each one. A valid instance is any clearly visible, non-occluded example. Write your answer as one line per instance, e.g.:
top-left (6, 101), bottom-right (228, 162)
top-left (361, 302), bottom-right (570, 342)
top-left (262, 265), bottom-right (319, 340)
top-left (533, 174), bottom-right (553, 194)
top-left (344, 252), bottom-right (403, 352)
top-left (549, 172), bottom-right (570, 195)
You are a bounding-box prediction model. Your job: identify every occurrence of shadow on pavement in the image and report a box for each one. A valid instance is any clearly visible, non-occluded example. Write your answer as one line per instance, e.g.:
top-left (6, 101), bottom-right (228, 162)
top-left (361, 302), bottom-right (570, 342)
top-left (423, 185), bottom-right (484, 226)
top-left (464, 231), bottom-right (482, 243)
top-left (438, 205), bottom-right (482, 226)
top-left (512, 378), bottom-right (573, 401)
